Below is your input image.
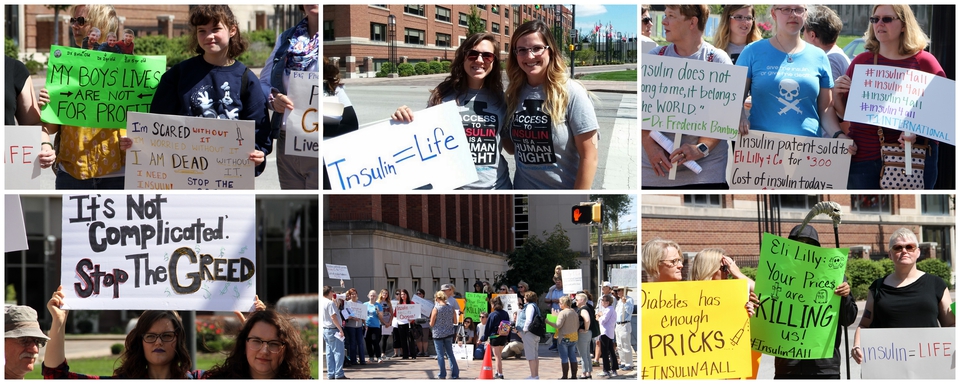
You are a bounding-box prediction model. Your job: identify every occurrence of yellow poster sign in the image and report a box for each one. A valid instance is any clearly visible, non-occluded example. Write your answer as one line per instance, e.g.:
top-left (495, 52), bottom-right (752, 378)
top-left (641, 279), bottom-right (753, 380)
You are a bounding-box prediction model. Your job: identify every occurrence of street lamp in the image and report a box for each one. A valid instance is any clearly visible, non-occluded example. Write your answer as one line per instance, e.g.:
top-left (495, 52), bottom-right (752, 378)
top-left (388, 14), bottom-right (397, 77)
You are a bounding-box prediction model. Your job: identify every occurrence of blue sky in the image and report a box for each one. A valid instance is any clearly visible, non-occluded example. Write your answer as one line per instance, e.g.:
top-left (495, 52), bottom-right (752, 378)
top-left (570, 4), bottom-right (638, 39)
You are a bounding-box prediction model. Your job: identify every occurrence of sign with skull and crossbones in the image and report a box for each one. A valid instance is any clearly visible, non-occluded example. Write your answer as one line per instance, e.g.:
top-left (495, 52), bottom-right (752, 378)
top-left (775, 78), bottom-right (804, 115)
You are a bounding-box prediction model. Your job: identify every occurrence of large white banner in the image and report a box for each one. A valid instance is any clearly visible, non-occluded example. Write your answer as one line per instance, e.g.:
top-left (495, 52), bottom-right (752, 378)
top-left (124, 112), bottom-right (255, 190)
top-left (728, 131), bottom-right (853, 189)
top-left (323, 101), bottom-right (478, 190)
top-left (5, 195), bottom-right (28, 252)
top-left (846, 64), bottom-right (955, 145)
top-left (4, 126), bottom-right (43, 189)
top-left (284, 71), bottom-right (319, 158)
top-left (410, 293), bottom-right (435, 318)
top-left (641, 54), bottom-right (747, 141)
top-left (395, 304), bottom-right (421, 321)
top-left (60, 194), bottom-right (256, 311)
top-left (561, 269), bottom-right (583, 294)
top-left (861, 327), bottom-right (954, 379)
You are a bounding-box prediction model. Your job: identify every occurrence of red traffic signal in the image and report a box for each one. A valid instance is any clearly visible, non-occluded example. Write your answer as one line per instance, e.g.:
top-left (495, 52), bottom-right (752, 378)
top-left (572, 203), bottom-right (601, 224)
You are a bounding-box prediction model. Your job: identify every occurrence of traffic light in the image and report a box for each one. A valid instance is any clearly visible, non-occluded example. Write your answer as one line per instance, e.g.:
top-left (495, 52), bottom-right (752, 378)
top-left (572, 202), bottom-right (602, 224)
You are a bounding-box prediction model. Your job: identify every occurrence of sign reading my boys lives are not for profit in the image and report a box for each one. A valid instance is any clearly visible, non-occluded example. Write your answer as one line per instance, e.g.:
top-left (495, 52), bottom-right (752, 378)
top-left (751, 233), bottom-right (848, 360)
top-left (728, 131), bottom-right (853, 190)
top-left (284, 71), bottom-right (319, 158)
top-left (41, 45), bottom-right (166, 129)
top-left (124, 112), bottom-right (255, 190)
top-left (641, 54), bottom-right (747, 141)
top-left (60, 194), bottom-right (257, 311)
top-left (641, 279), bottom-right (752, 380)
top-left (845, 64), bottom-right (955, 145)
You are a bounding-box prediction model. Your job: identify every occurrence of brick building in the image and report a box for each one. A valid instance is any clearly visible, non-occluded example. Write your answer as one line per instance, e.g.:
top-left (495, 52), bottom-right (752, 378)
top-left (641, 194), bottom-right (955, 282)
top-left (322, 4), bottom-right (572, 77)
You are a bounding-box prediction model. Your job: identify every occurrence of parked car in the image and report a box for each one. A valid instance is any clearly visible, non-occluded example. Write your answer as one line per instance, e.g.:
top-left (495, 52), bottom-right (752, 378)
top-left (843, 38), bottom-right (866, 59)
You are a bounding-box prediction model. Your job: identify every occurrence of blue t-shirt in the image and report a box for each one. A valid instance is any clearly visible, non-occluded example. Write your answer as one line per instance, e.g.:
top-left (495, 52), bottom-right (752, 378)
top-left (366, 301), bottom-right (382, 328)
top-left (737, 40), bottom-right (833, 137)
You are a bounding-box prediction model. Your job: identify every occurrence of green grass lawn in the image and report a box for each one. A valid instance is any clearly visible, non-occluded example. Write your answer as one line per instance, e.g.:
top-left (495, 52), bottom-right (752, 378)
top-left (24, 354), bottom-right (320, 379)
top-left (579, 70), bottom-right (637, 81)
top-left (836, 35), bottom-right (862, 50)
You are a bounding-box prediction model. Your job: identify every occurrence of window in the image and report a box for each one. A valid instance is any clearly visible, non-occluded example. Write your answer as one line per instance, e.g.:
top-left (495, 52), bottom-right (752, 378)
top-left (404, 5), bottom-right (425, 17)
top-left (436, 32), bottom-right (451, 47)
top-left (413, 278), bottom-right (421, 295)
top-left (505, 25), bottom-right (509, 36)
top-left (683, 195), bottom-right (721, 207)
top-left (435, 6), bottom-right (451, 23)
top-left (477, 5), bottom-right (486, 10)
top-left (387, 279), bottom-right (397, 299)
top-left (514, 195), bottom-right (529, 248)
top-left (504, 43), bottom-right (509, 54)
top-left (492, 22), bottom-right (500, 34)
top-left (405, 28), bottom-right (425, 45)
top-left (323, 20), bottom-right (334, 41)
top-left (433, 278), bottom-right (440, 293)
top-left (851, 195), bottom-right (890, 213)
top-left (459, 12), bottom-right (468, 26)
top-left (778, 195), bottom-right (820, 210)
top-left (492, 5), bottom-right (499, 15)
top-left (370, 23), bottom-right (386, 42)
top-left (921, 195), bottom-right (950, 215)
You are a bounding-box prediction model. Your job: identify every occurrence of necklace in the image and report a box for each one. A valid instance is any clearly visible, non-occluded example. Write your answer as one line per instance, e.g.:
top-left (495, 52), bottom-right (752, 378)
top-left (775, 34), bottom-right (799, 63)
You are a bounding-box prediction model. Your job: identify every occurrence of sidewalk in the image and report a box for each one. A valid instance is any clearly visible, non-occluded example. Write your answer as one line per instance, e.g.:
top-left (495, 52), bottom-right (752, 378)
top-left (339, 69), bottom-right (637, 94)
top-left (326, 340), bottom-right (638, 380)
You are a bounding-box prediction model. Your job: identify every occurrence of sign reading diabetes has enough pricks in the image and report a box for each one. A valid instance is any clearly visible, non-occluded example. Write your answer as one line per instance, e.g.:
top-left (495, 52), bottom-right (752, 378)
top-left (61, 194), bottom-right (257, 311)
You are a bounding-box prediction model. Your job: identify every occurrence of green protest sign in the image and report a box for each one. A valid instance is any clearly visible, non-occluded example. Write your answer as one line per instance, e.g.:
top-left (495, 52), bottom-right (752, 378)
top-left (40, 45), bottom-right (166, 129)
top-left (751, 233), bottom-right (848, 359)
top-left (546, 314), bottom-right (557, 334)
top-left (464, 292), bottom-right (488, 322)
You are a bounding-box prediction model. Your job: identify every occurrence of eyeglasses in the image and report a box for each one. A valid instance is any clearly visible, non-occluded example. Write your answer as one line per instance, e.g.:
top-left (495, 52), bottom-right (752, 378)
top-left (69, 17), bottom-right (86, 26)
top-left (730, 15), bottom-right (755, 22)
top-left (466, 50), bottom-right (495, 63)
top-left (869, 16), bottom-right (900, 24)
top-left (15, 337), bottom-right (47, 348)
top-left (659, 258), bottom-right (683, 267)
top-left (394, 292), bottom-right (400, 296)
top-left (892, 244), bottom-right (917, 252)
top-left (776, 7), bottom-right (807, 16)
top-left (642, 17), bottom-right (653, 25)
top-left (143, 332), bottom-right (177, 343)
top-left (515, 45), bottom-right (549, 57)
top-left (247, 337), bottom-right (285, 353)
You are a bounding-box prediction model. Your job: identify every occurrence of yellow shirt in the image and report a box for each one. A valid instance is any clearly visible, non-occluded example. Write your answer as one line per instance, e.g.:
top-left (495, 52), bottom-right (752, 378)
top-left (56, 126), bottom-right (126, 180)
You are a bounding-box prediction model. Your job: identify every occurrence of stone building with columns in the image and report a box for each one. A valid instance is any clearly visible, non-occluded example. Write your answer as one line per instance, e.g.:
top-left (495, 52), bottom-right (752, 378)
top-left (322, 4), bottom-right (572, 78)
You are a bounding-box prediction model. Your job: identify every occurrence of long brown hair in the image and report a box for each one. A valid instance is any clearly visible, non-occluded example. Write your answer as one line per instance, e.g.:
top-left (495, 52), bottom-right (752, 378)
top-left (113, 310), bottom-right (191, 379)
top-left (428, 33), bottom-right (504, 107)
top-left (506, 20), bottom-right (569, 128)
top-left (204, 310), bottom-right (312, 379)
top-left (188, 5), bottom-right (248, 58)
top-left (863, 4), bottom-right (929, 56)
top-left (714, 5), bottom-right (762, 52)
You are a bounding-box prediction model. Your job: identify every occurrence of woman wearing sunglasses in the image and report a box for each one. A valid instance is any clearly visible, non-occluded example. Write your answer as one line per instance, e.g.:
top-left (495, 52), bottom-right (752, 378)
top-left (834, 5), bottom-right (945, 189)
top-left (392, 33), bottom-right (511, 189)
top-left (641, 238), bottom-right (684, 282)
top-left (204, 310), bottom-right (312, 378)
top-left (851, 228), bottom-right (955, 364)
top-left (714, 5), bottom-right (763, 64)
top-left (504, 20), bottom-right (599, 189)
top-left (737, 5), bottom-right (845, 140)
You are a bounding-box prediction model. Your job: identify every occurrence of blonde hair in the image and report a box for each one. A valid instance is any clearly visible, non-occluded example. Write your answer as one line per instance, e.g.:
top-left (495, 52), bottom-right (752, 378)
top-left (863, 5), bottom-right (929, 56)
top-left (84, 4), bottom-right (120, 37)
top-left (434, 290), bottom-right (447, 302)
top-left (690, 248), bottom-right (725, 281)
top-left (642, 238), bottom-right (681, 280)
top-left (714, 5), bottom-right (762, 52)
top-left (506, 20), bottom-right (569, 130)
top-left (558, 296), bottom-right (573, 308)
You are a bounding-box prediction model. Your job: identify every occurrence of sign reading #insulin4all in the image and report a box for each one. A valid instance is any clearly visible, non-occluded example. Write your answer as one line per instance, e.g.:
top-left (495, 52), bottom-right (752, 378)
top-left (41, 45), bottom-right (166, 129)
top-left (61, 194), bottom-right (257, 311)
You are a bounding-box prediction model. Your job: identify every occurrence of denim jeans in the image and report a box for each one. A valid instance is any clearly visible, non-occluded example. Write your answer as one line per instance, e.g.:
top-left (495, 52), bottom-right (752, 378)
top-left (323, 328), bottom-right (345, 378)
top-left (576, 331), bottom-right (593, 372)
top-left (345, 326), bottom-right (365, 364)
top-left (557, 338), bottom-right (578, 364)
top-left (432, 335), bottom-right (460, 379)
top-left (55, 169), bottom-right (125, 190)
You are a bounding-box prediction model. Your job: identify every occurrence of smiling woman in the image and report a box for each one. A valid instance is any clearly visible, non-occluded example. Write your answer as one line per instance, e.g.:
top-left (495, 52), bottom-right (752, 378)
top-left (204, 309), bottom-right (313, 379)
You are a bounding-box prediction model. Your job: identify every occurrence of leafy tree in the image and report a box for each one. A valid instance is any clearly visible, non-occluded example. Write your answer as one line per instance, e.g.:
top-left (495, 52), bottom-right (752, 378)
top-left (468, 6), bottom-right (486, 36)
top-left (496, 224), bottom-right (581, 295)
top-left (47, 5), bottom-right (72, 47)
top-left (590, 195), bottom-right (632, 232)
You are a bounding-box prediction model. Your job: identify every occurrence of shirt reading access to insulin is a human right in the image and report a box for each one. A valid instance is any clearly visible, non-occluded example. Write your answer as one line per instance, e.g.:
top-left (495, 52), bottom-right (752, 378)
top-left (509, 80), bottom-right (598, 189)
top-left (437, 89), bottom-right (512, 190)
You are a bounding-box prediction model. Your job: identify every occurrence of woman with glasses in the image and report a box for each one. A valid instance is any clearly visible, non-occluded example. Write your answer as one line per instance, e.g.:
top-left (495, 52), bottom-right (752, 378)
top-left (205, 310), bottom-right (312, 378)
top-left (714, 5), bottom-right (763, 64)
top-left (391, 32), bottom-right (511, 190)
top-left (737, 5), bottom-right (845, 139)
top-left (641, 237), bottom-right (684, 282)
top-left (505, 20), bottom-right (599, 189)
top-left (44, 286), bottom-right (203, 379)
top-left (834, 5), bottom-right (945, 189)
top-left (851, 228), bottom-right (955, 364)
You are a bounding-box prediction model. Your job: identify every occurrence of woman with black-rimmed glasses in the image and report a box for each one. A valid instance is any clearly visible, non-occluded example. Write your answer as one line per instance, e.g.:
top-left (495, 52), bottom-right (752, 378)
top-left (204, 310), bottom-right (313, 378)
top-left (392, 32), bottom-right (512, 190)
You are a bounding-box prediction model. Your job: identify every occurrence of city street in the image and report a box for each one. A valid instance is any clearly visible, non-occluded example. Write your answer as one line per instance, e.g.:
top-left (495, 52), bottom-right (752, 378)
top-left (340, 65), bottom-right (637, 190)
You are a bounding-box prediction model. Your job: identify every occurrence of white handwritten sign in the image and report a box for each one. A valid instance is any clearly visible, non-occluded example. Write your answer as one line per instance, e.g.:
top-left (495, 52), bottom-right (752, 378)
top-left (728, 131), bottom-right (852, 189)
top-left (325, 264), bottom-right (350, 280)
top-left (610, 268), bottom-right (637, 288)
top-left (345, 301), bottom-right (367, 320)
top-left (4, 126), bottom-right (43, 189)
top-left (411, 294), bottom-right (435, 317)
top-left (846, 64), bottom-right (955, 145)
top-left (323, 101), bottom-right (478, 190)
top-left (641, 55), bottom-right (747, 141)
top-left (861, 327), bottom-right (954, 379)
top-left (496, 293), bottom-right (519, 321)
top-left (5, 195), bottom-right (28, 252)
top-left (285, 71), bottom-right (319, 157)
top-left (561, 269), bottom-right (583, 294)
top-left (124, 112), bottom-right (255, 190)
top-left (60, 194), bottom-right (256, 311)
top-left (395, 304), bottom-right (421, 321)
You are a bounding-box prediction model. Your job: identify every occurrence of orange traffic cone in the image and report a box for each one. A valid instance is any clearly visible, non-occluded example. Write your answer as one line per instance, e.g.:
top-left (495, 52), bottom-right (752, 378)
top-left (478, 343), bottom-right (494, 379)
